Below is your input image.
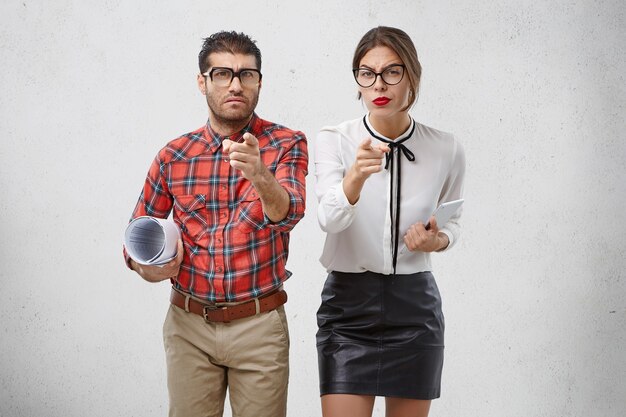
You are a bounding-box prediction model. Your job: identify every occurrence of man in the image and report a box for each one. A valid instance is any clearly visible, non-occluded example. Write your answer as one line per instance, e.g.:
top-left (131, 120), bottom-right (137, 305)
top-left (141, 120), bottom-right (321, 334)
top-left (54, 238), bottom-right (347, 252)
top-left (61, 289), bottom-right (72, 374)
top-left (124, 31), bottom-right (308, 417)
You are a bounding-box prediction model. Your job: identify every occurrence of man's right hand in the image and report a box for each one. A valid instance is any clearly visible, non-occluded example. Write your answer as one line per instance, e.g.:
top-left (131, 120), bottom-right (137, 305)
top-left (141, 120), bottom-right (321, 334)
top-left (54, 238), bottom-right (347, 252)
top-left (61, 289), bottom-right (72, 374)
top-left (130, 239), bottom-right (184, 283)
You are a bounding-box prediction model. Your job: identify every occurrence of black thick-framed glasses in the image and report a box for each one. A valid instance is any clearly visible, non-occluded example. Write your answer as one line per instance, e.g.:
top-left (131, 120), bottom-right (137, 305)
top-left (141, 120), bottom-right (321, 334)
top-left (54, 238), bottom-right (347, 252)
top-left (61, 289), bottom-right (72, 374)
top-left (203, 67), bottom-right (262, 87)
top-left (352, 64), bottom-right (406, 87)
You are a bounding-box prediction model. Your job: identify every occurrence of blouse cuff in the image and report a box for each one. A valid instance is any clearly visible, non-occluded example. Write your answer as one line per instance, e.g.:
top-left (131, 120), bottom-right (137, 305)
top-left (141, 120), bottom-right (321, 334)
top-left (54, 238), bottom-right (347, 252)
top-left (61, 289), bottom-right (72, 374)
top-left (438, 229), bottom-right (455, 252)
top-left (337, 179), bottom-right (357, 209)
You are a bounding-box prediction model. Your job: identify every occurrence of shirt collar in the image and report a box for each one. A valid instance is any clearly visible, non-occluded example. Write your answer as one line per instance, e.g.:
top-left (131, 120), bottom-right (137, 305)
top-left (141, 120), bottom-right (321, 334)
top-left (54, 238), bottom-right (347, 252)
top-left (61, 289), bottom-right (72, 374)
top-left (203, 113), bottom-right (262, 153)
top-left (364, 113), bottom-right (415, 143)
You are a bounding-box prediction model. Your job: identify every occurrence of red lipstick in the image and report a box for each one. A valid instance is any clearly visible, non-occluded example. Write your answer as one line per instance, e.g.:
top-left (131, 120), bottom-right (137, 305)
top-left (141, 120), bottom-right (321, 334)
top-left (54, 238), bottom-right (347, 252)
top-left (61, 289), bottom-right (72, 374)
top-left (373, 97), bottom-right (391, 106)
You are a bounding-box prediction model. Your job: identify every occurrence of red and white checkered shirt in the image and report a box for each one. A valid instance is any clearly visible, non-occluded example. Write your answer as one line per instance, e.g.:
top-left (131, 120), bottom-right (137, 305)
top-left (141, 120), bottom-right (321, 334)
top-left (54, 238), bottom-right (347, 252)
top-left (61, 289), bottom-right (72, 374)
top-left (128, 114), bottom-right (308, 302)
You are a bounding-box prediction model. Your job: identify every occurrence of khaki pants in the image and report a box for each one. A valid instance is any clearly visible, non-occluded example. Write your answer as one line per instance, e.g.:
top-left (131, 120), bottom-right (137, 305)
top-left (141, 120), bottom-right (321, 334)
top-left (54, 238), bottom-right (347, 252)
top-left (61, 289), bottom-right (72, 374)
top-left (163, 302), bottom-right (290, 417)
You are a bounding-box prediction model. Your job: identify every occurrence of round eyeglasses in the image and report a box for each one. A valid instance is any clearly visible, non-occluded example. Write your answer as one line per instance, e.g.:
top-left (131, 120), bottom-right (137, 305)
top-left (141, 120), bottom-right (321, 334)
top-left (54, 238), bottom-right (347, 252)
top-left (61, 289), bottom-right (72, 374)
top-left (203, 67), bottom-right (262, 87)
top-left (352, 64), bottom-right (405, 88)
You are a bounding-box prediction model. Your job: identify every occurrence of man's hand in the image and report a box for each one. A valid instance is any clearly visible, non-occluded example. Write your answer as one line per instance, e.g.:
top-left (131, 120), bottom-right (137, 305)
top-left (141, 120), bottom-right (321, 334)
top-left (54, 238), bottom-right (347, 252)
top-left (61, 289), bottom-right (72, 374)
top-left (130, 239), bottom-right (184, 283)
top-left (403, 217), bottom-right (449, 253)
top-left (223, 132), bottom-right (265, 181)
top-left (223, 132), bottom-right (290, 222)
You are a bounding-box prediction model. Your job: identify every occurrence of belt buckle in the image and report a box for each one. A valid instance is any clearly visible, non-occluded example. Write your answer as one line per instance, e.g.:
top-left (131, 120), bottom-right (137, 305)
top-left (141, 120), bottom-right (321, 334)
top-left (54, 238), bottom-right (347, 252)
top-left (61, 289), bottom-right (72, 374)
top-left (203, 303), bottom-right (218, 322)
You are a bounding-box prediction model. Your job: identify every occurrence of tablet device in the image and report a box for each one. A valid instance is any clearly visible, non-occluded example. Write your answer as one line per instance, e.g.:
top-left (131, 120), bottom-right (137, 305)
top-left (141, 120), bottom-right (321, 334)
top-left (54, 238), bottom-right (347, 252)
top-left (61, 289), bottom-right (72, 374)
top-left (425, 199), bottom-right (464, 230)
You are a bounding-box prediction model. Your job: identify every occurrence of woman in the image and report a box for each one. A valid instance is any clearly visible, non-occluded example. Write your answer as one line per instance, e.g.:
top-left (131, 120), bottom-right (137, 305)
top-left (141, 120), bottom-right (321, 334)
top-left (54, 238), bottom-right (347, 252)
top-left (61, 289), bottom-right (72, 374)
top-left (314, 26), bottom-right (465, 417)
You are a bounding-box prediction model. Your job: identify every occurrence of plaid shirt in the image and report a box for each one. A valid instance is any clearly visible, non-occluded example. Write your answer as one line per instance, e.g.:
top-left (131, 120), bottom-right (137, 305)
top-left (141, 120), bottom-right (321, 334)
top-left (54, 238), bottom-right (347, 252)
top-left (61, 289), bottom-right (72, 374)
top-left (128, 114), bottom-right (308, 302)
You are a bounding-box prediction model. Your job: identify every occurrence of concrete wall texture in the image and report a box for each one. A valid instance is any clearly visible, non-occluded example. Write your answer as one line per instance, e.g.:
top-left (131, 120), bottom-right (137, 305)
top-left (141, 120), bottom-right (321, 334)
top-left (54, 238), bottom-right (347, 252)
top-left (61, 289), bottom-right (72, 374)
top-left (1, 1), bottom-right (625, 416)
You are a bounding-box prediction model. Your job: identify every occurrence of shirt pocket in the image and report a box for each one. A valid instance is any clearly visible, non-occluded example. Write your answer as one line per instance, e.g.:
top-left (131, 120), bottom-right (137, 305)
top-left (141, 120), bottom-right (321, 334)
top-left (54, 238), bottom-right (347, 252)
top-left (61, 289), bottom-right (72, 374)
top-left (234, 186), bottom-right (263, 235)
top-left (173, 194), bottom-right (208, 242)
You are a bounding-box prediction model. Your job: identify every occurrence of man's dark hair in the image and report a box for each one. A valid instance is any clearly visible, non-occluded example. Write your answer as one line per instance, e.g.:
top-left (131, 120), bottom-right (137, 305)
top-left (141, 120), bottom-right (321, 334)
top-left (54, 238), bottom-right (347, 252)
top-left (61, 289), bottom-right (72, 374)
top-left (198, 31), bottom-right (262, 74)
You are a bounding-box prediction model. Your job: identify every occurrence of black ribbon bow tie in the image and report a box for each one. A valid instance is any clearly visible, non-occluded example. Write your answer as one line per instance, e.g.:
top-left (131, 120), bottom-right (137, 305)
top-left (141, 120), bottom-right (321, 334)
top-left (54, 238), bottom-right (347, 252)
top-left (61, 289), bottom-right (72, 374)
top-left (362, 116), bottom-right (417, 274)
top-left (382, 139), bottom-right (415, 170)
top-left (362, 116), bottom-right (416, 169)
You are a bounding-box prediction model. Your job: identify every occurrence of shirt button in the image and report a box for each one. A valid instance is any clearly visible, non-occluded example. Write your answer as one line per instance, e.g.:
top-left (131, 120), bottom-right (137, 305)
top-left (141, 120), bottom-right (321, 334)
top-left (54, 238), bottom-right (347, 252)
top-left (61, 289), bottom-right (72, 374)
top-left (220, 185), bottom-right (227, 191)
top-left (216, 266), bottom-right (223, 273)
top-left (216, 238), bottom-right (222, 244)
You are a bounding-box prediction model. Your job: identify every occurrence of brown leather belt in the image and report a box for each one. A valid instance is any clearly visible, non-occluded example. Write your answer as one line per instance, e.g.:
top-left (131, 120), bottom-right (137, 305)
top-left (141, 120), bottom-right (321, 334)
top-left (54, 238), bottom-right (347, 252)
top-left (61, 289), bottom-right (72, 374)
top-left (170, 287), bottom-right (287, 323)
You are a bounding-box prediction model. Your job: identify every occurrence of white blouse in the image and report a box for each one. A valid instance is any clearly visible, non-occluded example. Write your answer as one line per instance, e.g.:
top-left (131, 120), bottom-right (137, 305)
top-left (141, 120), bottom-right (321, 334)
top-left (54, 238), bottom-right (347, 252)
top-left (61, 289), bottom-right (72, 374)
top-left (314, 115), bottom-right (465, 275)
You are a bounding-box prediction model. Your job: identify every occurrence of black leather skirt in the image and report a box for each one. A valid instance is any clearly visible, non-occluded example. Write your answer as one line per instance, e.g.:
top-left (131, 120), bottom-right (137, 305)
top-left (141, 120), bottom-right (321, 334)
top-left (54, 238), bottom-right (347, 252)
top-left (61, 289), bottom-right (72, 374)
top-left (316, 270), bottom-right (444, 400)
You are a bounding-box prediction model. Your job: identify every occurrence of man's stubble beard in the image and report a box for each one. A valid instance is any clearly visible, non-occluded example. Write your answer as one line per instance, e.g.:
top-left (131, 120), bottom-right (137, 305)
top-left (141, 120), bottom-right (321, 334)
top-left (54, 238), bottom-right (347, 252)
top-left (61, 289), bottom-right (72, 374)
top-left (206, 88), bottom-right (260, 133)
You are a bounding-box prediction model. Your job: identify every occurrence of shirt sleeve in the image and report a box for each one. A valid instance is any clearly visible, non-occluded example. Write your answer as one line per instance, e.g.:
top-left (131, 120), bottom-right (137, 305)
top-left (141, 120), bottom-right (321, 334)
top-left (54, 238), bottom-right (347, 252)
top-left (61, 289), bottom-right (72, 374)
top-left (241, 132), bottom-right (308, 233)
top-left (131, 150), bottom-right (174, 219)
top-left (437, 137), bottom-right (466, 251)
top-left (314, 129), bottom-right (358, 234)
top-left (123, 150), bottom-right (174, 269)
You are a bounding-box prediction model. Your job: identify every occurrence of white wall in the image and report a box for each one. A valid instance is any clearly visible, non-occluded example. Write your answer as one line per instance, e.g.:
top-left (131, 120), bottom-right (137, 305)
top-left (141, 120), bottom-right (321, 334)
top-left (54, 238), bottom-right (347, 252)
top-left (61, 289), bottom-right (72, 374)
top-left (1, 1), bottom-right (625, 416)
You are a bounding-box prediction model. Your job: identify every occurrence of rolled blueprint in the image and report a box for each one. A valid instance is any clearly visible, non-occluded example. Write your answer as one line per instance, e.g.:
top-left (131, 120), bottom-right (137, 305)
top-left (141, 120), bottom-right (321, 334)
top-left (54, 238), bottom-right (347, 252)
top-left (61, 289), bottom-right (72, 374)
top-left (124, 216), bottom-right (181, 265)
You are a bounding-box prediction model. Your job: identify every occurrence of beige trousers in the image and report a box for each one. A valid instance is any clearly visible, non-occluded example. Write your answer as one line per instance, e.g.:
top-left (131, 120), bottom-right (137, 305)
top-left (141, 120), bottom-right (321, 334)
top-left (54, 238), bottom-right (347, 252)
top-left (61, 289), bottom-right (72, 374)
top-left (162, 302), bottom-right (290, 417)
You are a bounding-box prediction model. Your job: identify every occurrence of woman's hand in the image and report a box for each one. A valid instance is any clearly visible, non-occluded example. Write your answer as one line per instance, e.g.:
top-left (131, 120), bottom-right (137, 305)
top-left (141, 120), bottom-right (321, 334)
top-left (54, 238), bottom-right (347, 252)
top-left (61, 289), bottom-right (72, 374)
top-left (343, 138), bottom-right (389, 204)
top-left (351, 138), bottom-right (389, 180)
top-left (403, 217), bottom-right (450, 253)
